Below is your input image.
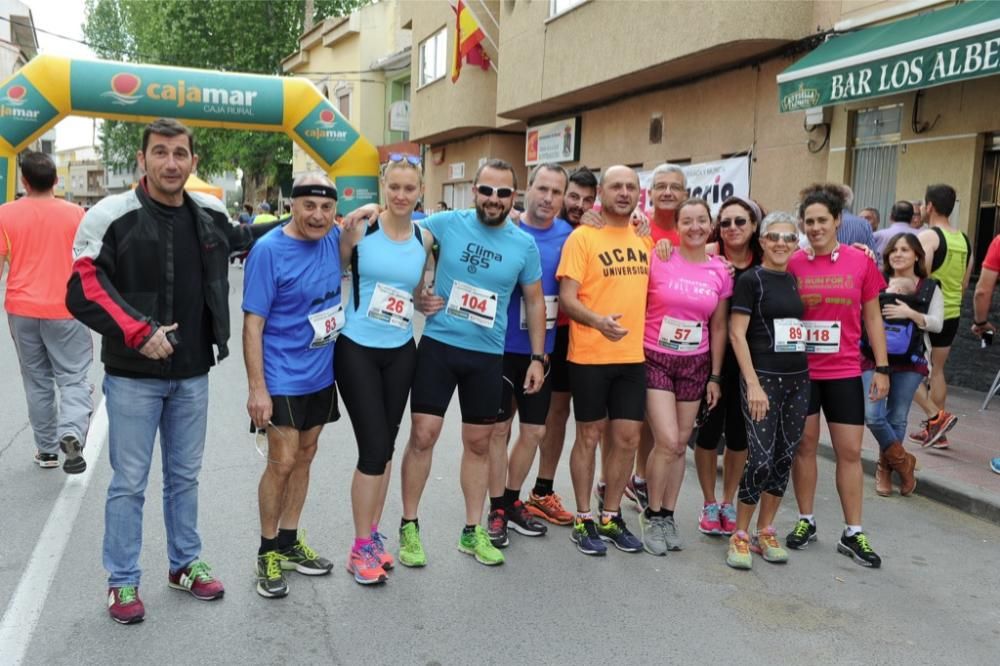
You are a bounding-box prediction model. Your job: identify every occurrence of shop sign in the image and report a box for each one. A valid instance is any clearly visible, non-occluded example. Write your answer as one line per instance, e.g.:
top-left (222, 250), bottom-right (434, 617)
top-left (525, 116), bottom-right (580, 166)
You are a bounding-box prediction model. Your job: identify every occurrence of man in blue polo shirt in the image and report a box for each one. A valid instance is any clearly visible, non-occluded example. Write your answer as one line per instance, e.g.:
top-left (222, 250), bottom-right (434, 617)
top-left (243, 173), bottom-right (342, 599)
top-left (485, 163), bottom-right (573, 548)
top-left (398, 158), bottom-right (548, 568)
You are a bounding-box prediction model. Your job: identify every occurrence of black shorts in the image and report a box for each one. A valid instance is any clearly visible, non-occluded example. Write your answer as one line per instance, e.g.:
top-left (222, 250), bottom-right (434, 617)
top-left (928, 317), bottom-right (960, 348)
top-left (807, 376), bottom-right (864, 426)
top-left (498, 353), bottom-right (552, 425)
top-left (266, 383), bottom-right (339, 431)
top-left (549, 325), bottom-right (571, 393)
top-left (695, 361), bottom-right (747, 452)
top-left (568, 362), bottom-right (646, 423)
top-left (410, 336), bottom-right (503, 425)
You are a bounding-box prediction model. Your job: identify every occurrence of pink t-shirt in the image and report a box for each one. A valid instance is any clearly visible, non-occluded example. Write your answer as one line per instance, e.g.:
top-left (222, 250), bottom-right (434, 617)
top-left (788, 245), bottom-right (886, 380)
top-left (644, 252), bottom-right (733, 355)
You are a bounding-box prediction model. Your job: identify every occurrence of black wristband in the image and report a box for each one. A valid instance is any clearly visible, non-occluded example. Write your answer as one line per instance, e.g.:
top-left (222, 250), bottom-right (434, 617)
top-left (708, 374), bottom-right (722, 384)
top-left (530, 354), bottom-right (546, 364)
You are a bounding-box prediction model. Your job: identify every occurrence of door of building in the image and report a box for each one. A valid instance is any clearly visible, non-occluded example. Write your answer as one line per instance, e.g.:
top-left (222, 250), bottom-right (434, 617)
top-left (851, 105), bottom-right (901, 225)
top-left (974, 134), bottom-right (1000, 272)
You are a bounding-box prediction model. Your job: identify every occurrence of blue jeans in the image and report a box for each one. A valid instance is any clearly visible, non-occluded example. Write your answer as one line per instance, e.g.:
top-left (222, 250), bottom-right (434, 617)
top-left (861, 369), bottom-right (925, 452)
top-left (103, 374), bottom-right (209, 586)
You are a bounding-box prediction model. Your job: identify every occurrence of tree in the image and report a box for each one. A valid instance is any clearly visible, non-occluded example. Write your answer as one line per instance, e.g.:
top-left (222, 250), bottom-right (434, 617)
top-left (83, 0), bottom-right (364, 200)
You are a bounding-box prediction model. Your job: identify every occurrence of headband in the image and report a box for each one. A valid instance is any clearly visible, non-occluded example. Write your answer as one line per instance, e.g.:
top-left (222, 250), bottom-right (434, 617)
top-left (729, 195), bottom-right (762, 223)
top-left (291, 184), bottom-right (338, 200)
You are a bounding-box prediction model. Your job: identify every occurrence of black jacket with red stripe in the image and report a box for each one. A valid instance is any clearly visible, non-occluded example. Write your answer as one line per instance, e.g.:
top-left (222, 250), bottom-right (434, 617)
top-left (66, 182), bottom-right (264, 377)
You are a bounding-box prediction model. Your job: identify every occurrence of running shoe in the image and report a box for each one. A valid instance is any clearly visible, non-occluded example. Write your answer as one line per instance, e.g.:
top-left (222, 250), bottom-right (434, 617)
top-left (930, 435), bottom-right (950, 450)
top-left (457, 526), bottom-right (505, 566)
top-left (398, 522), bottom-right (427, 568)
top-left (638, 512), bottom-right (667, 556)
top-left (525, 491), bottom-right (574, 525)
top-left (59, 434), bottom-right (86, 475)
top-left (371, 531), bottom-right (395, 570)
top-left (719, 503), bottom-right (738, 536)
top-left (347, 543), bottom-right (388, 584)
top-left (751, 526), bottom-right (789, 563)
top-left (908, 420), bottom-right (930, 445)
top-left (785, 518), bottom-right (817, 550)
top-left (107, 586), bottom-right (145, 624)
top-left (698, 502), bottom-right (722, 535)
top-left (280, 532), bottom-right (334, 575)
top-left (592, 484), bottom-right (606, 514)
top-left (991, 457), bottom-right (1000, 475)
top-left (661, 515), bottom-right (684, 551)
top-left (726, 531), bottom-right (752, 570)
top-left (507, 500), bottom-right (548, 537)
top-left (624, 476), bottom-right (649, 511)
top-left (34, 451), bottom-right (58, 468)
top-left (255, 551), bottom-right (289, 598)
top-left (168, 560), bottom-right (225, 600)
top-left (923, 411), bottom-right (957, 448)
top-left (487, 508), bottom-right (509, 548)
top-left (570, 518), bottom-right (607, 556)
top-left (837, 531), bottom-right (882, 568)
top-left (597, 513), bottom-right (642, 552)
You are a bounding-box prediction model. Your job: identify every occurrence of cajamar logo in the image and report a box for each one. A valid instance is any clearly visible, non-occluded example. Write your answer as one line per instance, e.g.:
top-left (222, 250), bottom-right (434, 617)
top-left (781, 83), bottom-right (821, 112)
top-left (2, 85), bottom-right (27, 106)
top-left (103, 73), bottom-right (144, 105)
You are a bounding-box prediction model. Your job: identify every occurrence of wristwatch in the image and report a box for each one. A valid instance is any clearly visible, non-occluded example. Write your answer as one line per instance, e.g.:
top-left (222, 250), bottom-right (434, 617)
top-left (530, 354), bottom-right (546, 364)
top-left (874, 366), bottom-right (891, 375)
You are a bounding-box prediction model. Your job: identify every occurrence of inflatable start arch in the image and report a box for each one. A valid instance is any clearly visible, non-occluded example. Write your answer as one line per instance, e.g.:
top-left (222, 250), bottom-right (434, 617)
top-left (0, 55), bottom-right (379, 210)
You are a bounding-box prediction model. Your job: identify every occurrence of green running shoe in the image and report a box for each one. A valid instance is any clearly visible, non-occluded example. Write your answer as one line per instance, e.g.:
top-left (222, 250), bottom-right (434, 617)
top-left (398, 522), bottom-right (427, 568)
top-left (457, 525), bottom-right (505, 566)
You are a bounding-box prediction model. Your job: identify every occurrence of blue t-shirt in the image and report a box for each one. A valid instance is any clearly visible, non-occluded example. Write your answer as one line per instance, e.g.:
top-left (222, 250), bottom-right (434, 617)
top-left (341, 222), bottom-right (426, 349)
top-left (242, 225), bottom-right (342, 396)
top-left (504, 218), bottom-right (574, 355)
top-left (420, 210), bottom-right (543, 355)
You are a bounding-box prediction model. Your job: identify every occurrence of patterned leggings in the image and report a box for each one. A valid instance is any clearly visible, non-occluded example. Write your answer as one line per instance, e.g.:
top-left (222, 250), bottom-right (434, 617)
top-left (738, 370), bottom-right (811, 505)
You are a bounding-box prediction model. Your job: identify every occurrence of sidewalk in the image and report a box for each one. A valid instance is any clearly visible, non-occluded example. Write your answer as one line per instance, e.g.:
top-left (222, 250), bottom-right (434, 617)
top-left (817, 382), bottom-right (1000, 526)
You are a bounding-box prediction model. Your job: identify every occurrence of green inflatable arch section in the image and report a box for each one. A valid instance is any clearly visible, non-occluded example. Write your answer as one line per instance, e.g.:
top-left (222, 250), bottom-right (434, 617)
top-left (0, 55), bottom-right (379, 209)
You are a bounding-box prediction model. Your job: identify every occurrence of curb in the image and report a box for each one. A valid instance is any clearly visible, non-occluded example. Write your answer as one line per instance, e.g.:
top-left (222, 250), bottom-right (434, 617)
top-left (817, 440), bottom-right (1000, 527)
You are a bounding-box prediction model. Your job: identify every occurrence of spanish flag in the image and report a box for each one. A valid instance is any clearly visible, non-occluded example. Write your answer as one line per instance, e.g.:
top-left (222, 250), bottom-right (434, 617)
top-left (451, 0), bottom-right (489, 82)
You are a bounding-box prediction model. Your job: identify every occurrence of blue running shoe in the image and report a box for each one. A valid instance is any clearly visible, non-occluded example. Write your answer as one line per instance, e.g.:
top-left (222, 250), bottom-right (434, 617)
top-left (991, 457), bottom-right (1000, 475)
top-left (597, 513), bottom-right (643, 553)
top-left (571, 518), bottom-right (607, 556)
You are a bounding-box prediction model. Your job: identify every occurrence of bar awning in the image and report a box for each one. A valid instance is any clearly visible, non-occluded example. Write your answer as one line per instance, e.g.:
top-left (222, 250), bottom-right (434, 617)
top-left (778, 0), bottom-right (1000, 112)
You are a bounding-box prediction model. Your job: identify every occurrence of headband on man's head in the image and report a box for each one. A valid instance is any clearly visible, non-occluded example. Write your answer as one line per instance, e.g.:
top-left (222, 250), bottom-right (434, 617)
top-left (291, 184), bottom-right (338, 200)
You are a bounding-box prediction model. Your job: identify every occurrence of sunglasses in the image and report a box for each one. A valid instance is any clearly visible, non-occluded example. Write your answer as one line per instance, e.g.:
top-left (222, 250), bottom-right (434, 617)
top-left (475, 184), bottom-right (515, 198)
top-left (388, 152), bottom-right (421, 166)
top-left (719, 217), bottom-right (749, 229)
top-left (762, 232), bottom-right (798, 243)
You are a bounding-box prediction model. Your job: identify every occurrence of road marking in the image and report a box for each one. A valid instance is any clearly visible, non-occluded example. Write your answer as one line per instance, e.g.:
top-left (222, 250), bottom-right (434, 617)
top-left (0, 398), bottom-right (108, 666)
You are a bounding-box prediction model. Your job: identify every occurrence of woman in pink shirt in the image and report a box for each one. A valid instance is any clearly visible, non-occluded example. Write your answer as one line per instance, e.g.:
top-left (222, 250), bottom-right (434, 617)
top-left (786, 184), bottom-right (889, 568)
top-left (640, 199), bottom-right (733, 555)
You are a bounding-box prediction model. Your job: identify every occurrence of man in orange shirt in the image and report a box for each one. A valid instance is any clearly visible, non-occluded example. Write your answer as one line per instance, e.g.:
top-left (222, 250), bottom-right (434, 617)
top-left (0, 152), bottom-right (93, 473)
top-left (557, 165), bottom-right (651, 556)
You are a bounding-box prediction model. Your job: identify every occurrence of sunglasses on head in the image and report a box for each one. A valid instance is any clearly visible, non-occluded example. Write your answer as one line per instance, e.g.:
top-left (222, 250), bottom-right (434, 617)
top-left (719, 217), bottom-right (749, 229)
top-left (762, 231), bottom-right (798, 243)
top-left (388, 153), bottom-right (421, 166)
top-left (476, 184), bottom-right (515, 198)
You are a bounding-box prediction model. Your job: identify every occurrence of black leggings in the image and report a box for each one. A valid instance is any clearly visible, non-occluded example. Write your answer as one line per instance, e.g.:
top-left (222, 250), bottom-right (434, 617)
top-left (335, 335), bottom-right (417, 476)
top-left (695, 354), bottom-right (747, 452)
top-left (738, 370), bottom-right (810, 505)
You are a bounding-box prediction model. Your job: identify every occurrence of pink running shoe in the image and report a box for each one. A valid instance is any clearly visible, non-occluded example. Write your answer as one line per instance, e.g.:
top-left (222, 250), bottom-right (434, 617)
top-left (698, 503), bottom-right (722, 535)
top-left (719, 503), bottom-right (738, 536)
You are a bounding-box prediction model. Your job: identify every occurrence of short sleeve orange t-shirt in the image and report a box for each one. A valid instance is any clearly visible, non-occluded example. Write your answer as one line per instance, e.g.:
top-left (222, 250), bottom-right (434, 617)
top-left (556, 224), bottom-right (652, 364)
top-left (0, 197), bottom-right (85, 319)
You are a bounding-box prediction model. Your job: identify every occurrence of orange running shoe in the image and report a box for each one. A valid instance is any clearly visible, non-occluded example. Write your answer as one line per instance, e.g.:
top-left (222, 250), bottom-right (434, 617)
top-left (525, 491), bottom-right (573, 526)
top-left (346, 544), bottom-right (387, 585)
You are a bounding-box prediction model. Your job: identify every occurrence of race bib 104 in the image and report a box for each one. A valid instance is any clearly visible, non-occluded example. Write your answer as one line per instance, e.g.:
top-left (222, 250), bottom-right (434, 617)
top-left (446, 280), bottom-right (498, 329)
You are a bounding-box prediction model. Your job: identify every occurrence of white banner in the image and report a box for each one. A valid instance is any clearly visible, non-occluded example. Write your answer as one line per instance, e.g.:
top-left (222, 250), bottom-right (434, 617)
top-left (525, 117), bottom-right (580, 166)
top-left (637, 156), bottom-right (750, 217)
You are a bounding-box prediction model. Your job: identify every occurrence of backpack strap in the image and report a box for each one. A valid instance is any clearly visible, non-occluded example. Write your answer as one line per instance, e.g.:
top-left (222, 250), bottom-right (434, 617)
top-left (350, 220), bottom-right (381, 311)
top-left (930, 227), bottom-right (946, 272)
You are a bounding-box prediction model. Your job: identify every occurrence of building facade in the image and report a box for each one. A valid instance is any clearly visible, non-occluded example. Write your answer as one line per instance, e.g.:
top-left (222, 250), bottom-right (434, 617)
top-left (282, 0), bottom-right (419, 179)
top-left (404, 0), bottom-right (999, 257)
